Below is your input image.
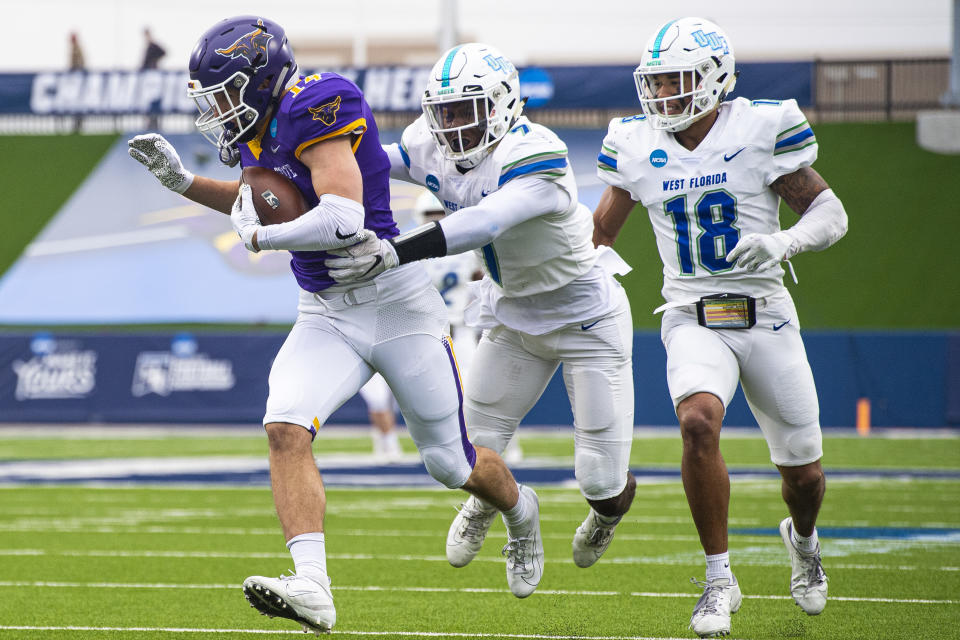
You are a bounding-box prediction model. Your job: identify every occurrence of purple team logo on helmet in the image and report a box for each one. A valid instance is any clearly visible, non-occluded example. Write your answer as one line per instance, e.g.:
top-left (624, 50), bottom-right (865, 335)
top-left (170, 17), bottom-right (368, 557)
top-left (214, 18), bottom-right (274, 68)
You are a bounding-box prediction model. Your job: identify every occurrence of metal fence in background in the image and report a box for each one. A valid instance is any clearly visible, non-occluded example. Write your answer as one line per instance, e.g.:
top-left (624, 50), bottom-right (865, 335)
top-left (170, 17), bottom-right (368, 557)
top-left (812, 58), bottom-right (951, 122)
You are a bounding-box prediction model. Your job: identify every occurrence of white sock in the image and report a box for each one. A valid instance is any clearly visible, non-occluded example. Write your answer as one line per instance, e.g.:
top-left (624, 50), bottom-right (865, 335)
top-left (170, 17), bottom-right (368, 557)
top-left (792, 526), bottom-right (819, 555)
top-left (501, 485), bottom-right (531, 530)
top-left (287, 532), bottom-right (327, 581)
top-left (705, 551), bottom-right (734, 582)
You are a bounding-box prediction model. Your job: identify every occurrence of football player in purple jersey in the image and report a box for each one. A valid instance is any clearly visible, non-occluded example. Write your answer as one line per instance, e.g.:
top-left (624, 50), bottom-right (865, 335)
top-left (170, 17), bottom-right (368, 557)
top-left (127, 15), bottom-right (543, 634)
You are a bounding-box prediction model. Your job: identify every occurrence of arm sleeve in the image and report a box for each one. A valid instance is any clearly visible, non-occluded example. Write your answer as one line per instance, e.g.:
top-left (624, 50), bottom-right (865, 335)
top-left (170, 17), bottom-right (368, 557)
top-left (382, 143), bottom-right (414, 181)
top-left (438, 177), bottom-right (570, 255)
top-left (256, 193), bottom-right (366, 251)
top-left (779, 188), bottom-right (848, 257)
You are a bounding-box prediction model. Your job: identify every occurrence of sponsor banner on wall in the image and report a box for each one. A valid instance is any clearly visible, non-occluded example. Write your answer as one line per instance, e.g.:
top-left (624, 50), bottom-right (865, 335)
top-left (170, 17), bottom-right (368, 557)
top-left (0, 333), bottom-right (365, 425)
top-left (0, 63), bottom-right (813, 115)
top-left (0, 331), bottom-right (955, 427)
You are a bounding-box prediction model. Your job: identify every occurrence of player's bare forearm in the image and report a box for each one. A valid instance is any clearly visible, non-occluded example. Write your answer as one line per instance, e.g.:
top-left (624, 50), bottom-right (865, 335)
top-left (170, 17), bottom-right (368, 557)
top-left (771, 166), bottom-right (830, 215)
top-left (182, 176), bottom-right (241, 215)
top-left (593, 186), bottom-right (636, 247)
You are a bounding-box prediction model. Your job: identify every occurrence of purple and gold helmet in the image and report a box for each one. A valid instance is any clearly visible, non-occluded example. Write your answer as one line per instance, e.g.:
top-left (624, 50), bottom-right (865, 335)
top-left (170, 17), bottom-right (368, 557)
top-left (187, 16), bottom-right (297, 152)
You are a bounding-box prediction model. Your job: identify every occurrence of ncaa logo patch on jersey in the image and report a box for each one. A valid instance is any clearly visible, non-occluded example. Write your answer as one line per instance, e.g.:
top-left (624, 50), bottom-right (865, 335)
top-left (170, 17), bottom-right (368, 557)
top-left (425, 174), bottom-right (441, 192)
top-left (650, 149), bottom-right (668, 168)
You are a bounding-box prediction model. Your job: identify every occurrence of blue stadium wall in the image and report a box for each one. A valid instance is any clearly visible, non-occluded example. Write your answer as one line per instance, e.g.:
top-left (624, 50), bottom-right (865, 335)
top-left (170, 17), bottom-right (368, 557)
top-left (1, 331), bottom-right (956, 428)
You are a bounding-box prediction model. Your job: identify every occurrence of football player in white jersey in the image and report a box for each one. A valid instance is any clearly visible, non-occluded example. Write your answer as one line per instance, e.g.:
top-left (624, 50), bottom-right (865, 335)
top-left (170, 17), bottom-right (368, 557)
top-left (593, 17), bottom-right (847, 638)
top-left (328, 43), bottom-right (637, 573)
top-left (410, 190), bottom-right (524, 464)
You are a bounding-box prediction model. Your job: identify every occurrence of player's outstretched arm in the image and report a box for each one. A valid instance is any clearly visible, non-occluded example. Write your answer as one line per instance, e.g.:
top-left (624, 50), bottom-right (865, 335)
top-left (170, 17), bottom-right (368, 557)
top-left (592, 186), bottom-right (637, 247)
top-left (728, 167), bottom-right (848, 271)
top-left (325, 177), bottom-right (568, 284)
top-left (128, 133), bottom-right (238, 214)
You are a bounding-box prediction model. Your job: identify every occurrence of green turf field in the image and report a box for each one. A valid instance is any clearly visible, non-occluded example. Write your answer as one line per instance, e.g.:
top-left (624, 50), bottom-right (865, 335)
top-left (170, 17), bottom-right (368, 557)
top-left (0, 430), bottom-right (957, 640)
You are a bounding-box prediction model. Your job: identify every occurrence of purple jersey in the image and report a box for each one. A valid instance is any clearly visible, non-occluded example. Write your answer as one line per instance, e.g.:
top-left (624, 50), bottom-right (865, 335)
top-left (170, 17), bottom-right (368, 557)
top-left (238, 73), bottom-right (399, 292)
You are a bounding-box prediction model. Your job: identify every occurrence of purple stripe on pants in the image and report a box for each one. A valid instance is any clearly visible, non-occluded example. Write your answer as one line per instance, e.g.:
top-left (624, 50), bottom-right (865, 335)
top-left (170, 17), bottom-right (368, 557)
top-left (443, 336), bottom-right (476, 469)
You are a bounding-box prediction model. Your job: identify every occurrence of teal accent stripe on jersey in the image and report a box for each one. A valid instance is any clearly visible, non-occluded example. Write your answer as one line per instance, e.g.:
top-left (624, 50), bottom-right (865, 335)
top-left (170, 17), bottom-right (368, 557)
top-left (651, 20), bottom-right (677, 59)
top-left (498, 158), bottom-right (568, 186)
top-left (501, 150), bottom-right (567, 171)
top-left (597, 152), bottom-right (617, 170)
top-left (481, 244), bottom-right (501, 285)
top-left (440, 46), bottom-right (462, 88)
top-left (774, 122), bottom-right (816, 155)
top-left (398, 143), bottom-right (411, 168)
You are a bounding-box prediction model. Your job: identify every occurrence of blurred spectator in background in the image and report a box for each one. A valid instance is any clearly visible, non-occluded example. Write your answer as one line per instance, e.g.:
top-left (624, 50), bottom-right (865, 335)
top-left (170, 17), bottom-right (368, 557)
top-left (68, 32), bottom-right (85, 71)
top-left (140, 28), bottom-right (166, 70)
top-left (358, 373), bottom-right (403, 462)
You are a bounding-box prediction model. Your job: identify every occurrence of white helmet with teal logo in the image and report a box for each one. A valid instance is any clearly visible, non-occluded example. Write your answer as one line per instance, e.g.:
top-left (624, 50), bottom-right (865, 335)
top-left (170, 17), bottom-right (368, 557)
top-left (422, 43), bottom-right (523, 168)
top-left (634, 17), bottom-right (737, 132)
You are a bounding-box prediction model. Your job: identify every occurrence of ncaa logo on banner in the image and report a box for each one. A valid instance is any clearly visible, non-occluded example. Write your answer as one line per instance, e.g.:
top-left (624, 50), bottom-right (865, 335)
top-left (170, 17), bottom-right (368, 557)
top-left (649, 149), bottom-right (668, 168)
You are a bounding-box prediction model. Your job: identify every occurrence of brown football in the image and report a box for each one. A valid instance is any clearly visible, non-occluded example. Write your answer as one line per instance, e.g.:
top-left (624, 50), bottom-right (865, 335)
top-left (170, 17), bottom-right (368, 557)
top-left (241, 166), bottom-right (309, 226)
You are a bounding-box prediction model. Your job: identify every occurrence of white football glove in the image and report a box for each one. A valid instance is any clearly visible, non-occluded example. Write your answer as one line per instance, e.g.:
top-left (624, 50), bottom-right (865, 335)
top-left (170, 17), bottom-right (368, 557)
top-left (727, 231), bottom-right (796, 272)
top-left (127, 133), bottom-right (195, 194)
top-left (325, 230), bottom-right (398, 284)
top-left (230, 184), bottom-right (261, 252)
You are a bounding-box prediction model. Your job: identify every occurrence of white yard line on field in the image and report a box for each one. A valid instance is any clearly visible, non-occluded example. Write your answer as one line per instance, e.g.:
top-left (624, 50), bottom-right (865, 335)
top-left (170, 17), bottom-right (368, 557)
top-left (0, 581), bottom-right (955, 606)
top-left (0, 626), bottom-right (698, 640)
top-left (1, 548), bottom-right (958, 572)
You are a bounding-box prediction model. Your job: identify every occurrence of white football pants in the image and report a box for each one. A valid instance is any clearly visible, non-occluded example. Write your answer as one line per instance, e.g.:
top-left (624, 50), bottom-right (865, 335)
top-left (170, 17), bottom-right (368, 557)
top-left (264, 263), bottom-right (475, 488)
top-left (660, 288), bottom-right (823, 466)
top-left (463, 286), bottom-right (634, 501)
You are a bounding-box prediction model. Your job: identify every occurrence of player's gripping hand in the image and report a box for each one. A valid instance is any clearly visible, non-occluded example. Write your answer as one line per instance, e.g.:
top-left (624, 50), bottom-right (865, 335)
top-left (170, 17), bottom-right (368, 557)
top-left (230, 184), bottom-right (261, 252)
top-left (727, 231), bottom-right (795, 271)
top-left (325, 230), bottom-right (398, 284)
top-left (128, 134), bottom-right (195, 194)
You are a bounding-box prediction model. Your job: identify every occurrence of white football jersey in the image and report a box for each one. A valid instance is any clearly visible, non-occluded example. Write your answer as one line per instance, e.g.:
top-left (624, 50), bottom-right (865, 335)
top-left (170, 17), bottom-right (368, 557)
top-left (400, 114), bottom-right (598, 298)
top-left (597, 97), bottom-right (818, 303)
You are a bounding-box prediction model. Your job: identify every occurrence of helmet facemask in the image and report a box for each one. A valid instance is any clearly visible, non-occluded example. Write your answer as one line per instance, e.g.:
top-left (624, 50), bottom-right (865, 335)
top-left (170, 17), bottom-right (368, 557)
top-left (188, 71), bottom-right (261, 149)
top-left (635, 57), bottom-right (732, 132)
top-left (423, 89), bottom-right (499, 166)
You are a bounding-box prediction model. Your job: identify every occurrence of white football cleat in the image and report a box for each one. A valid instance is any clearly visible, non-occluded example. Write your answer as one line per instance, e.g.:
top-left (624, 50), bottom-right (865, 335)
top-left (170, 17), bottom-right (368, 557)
top-left (689, 576), bottom-right (742, 638)
top-left (501, 485), bottom-right (544, 598)
top-left (780, 517), bottom-right (828, 615)
top-left (446, 495), bottom-right (498, 567)
top-left (242, 573), bottom-right (336, 634)
top-left (572, 508), bottom-right (621, 568)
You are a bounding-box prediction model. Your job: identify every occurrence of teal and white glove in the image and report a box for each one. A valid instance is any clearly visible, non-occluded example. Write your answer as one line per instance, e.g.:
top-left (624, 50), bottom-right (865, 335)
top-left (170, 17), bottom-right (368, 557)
top-left (230, 184), bottom-right (261, 252)
top-left (727, 231), bottom-right (796, 271)
top-left (325, 230), bottom-right (398, 284)
top-left (127, 133), bottom-right (194, 194)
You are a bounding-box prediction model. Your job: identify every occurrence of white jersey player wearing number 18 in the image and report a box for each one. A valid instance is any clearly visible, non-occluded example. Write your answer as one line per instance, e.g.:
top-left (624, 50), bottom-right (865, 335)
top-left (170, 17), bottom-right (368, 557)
top-left (325, 43), bottom-right (638, 579)
top-left (593, 17), bottom-right (847, 639)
